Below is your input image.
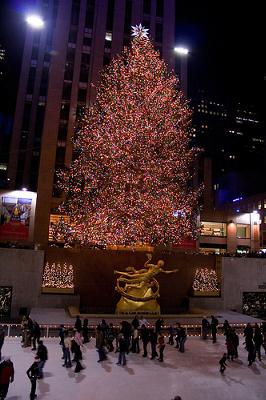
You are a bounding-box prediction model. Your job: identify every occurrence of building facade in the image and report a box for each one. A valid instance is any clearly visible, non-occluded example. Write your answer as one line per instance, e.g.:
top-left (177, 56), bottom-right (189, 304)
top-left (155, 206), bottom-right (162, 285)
top-left (7, 0), bottom-right (175, 247)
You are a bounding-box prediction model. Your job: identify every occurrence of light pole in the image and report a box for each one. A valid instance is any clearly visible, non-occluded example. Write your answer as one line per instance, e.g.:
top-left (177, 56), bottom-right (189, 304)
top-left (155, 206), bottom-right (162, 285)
top-left (174, 46), bottom-right (189, 97)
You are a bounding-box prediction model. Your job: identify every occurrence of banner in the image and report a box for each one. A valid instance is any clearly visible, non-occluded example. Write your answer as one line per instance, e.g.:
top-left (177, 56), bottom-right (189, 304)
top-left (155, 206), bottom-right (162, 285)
top-left (0, 196), bottom-right (32, 240)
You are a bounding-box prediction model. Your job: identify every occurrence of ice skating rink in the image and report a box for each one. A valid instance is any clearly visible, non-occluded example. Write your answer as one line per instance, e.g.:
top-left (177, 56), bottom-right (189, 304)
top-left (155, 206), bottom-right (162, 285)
top-left (2, 335), bottom-right (266, 400)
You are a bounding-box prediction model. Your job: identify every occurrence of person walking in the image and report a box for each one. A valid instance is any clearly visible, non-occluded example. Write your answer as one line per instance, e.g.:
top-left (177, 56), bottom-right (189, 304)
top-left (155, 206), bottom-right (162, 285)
top-left (36, 341), bottom-right (48, 379)
top-left (157, 333), bottom-right (165, 362)
top-left (0, 357), bottom-right (14, 399)
top-left (131, 315), bottom-right (140, 330)
top-left (175, 323), bottom-right (181, 349)
top-left (27, 356), bottom-right (40, 399)
top-left (219, 353), bottom-right (227, 373)
top-left (106, 323), bottom-right (116, 352)
top-left (0, 328), bottom-right (5, 361)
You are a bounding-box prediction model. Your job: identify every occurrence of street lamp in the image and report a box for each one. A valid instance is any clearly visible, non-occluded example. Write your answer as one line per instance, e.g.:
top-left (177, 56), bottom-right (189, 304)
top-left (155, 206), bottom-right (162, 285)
top-left (174, 46), bottom-right (189, 97)
top-left (26, 15), bottom-right (45, 29)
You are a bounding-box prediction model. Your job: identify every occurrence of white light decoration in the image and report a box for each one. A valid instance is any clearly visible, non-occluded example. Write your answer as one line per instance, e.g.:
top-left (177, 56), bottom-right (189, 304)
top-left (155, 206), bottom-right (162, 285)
top-left (131, 23), bottom-right (149, 38)
top-left (42, 262), bottom-right (74, 289)
top-left (26, 15), bottom-right (44, 29)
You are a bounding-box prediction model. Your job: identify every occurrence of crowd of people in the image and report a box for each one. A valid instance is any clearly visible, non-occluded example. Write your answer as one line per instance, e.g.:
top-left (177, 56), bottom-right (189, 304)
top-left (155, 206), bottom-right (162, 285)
top-left (0, 314), bottom-right (266, 398)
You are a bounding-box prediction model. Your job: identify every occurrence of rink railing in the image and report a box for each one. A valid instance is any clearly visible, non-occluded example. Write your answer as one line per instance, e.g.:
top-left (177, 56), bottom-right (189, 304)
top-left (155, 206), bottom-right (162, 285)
top-left (0, 323), bottom-right (248, 338)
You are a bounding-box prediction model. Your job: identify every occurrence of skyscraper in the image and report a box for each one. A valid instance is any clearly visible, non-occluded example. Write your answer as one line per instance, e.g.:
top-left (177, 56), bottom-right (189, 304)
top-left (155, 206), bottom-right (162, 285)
top-left (7, 0), bottom-right (175, 246)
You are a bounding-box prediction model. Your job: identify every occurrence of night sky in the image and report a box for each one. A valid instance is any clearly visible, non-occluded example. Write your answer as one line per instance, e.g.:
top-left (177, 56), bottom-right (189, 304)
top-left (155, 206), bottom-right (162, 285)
top-left (0, 0), bottom-right (265, 114)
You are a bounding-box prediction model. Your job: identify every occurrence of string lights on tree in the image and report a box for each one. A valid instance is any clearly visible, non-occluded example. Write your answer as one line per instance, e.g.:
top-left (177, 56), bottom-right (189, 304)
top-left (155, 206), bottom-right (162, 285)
top-left (42, 262), bottom-right (74, 289)
top-left (56, 25), bottom-right (200, 246)
top-left (193, 268), bottom-right (219, 292)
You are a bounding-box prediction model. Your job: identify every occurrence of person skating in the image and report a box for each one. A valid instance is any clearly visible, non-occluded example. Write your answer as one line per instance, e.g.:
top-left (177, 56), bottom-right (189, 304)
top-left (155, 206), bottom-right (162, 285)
top-left (179, 326), bottom-right (187, 353)
top-left (95, 325), bottom-right (107, 362)
top-left (219, 353), bottom-right (227, 373)
top-left (201, 318), bottom-right (210, 340)
top-left (27, 356), bottom-right (40, 399)
top-left (131, 328), bottom-right (140, 353)
top-left (63, 331), bottom-right (72, 368)
top-left (117, 334), bottom-right (127, 366)
top-left (150, 328), bottom-right (158, 360)
top-left (74, 316), bottom-right (82, 332)
top-left (157, 333), bottom-right (165, 362)
top-left (36, 341), bottom-right (48, 379)
top-left (254, 324), bottom-right (263, 362)
top-left (140, 324), bottom-right (150, 357)
top-left (31, 321), bottom-right (41, 351)
top-left (82, 318), bottom-right (89, 344)
top-left (0, 357), bottom-right (14, 399)
top-left (210, 315), bottom-right (219, 343)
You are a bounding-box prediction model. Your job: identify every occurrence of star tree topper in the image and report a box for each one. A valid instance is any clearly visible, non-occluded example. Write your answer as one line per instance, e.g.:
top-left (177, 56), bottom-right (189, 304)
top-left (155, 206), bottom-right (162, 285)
top-left (131, 23), bottom-right (149, 39)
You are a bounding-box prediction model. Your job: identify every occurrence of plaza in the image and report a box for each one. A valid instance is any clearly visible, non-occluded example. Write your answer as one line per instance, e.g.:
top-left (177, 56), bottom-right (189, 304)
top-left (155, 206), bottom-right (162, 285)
top-left (2, 329), bottom-right (266, 400)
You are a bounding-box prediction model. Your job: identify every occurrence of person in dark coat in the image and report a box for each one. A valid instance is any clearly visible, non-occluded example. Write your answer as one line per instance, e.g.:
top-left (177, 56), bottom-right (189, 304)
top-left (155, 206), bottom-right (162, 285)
top-left (150, 329), bottom-right (158, 359)
top-left (175, 323), bottom-right (181, 349)
top-left (155, 318), bottom-right (164, 334)
top-left (210, 315), bottom-right (218, 343)
top-left (201, 318), bottom-right (209, 340)
top-left (131, 316), bottom-right (140, 330)
top-left (36, 341), bottom-right (48, 379)
top-left (219, 353), bottom-right (227, 373)
top-left (0, 357), bottom-right (14, 399)
top-left (74, 316), bottom-right (82, 332)
top-left (254, 324), bottom-right (263, 361)
top-left (140, 324), bottom-right (150, 357)
top-left (168, 325), bottom-right (174, 345)
top-left (117, 334), bottom-right (127, 366)
top-left (95, 326), bottom-right (107, 362)
top-left (82, 318), bottom-right (89, 344)
top-left (243, 323), bottom-right (253, 348)
top-left (27, 356), bottom-right (40, 399)
top-left (106, 323), bottom-right (116, 352)
top-left (247, 338), bottom-right (256, 366)
top-left (31, 321), bottom-right (41, 351)
top-left (179, 327), bottom-right (187, 353)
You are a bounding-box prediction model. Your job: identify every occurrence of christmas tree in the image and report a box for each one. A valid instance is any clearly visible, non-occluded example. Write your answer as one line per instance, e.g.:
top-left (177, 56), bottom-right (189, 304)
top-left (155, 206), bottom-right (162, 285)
top-left (57, 24), bottom-right (200, 246)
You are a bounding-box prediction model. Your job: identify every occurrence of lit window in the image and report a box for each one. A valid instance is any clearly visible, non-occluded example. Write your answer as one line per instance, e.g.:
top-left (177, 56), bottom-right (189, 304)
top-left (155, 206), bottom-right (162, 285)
top-left (105, 32), bottom-right (112, 41)
top-left (264, 200), bottom-right (266, 209)
top-left (258, 201), bottom-right (262, 210)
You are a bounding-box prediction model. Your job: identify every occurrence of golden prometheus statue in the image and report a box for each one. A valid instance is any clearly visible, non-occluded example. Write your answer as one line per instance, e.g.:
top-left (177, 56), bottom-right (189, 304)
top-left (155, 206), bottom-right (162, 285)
top-left (114, 253), bottom-right (178, 314)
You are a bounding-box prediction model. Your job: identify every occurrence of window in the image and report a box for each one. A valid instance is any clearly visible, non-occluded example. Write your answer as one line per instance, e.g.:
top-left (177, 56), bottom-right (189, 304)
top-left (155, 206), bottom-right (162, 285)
top-left (40, 67), bottom-right (49, 96)
top-left (62, 82), bottom-right (72, 100)
top-left (66, 48), bottom-right (75, 63)
top-left (79, 54), bottom-right (90, 82)
top-left (22, 103), bottom-right (32, 130)
top-left (83, 37), bottom-right (92, 47)
top-left (58, 122), bottom-right (68, 141)
top-left (156, 0), bottom-right (164, 17)
top-left (143, 0), bottom-right (151, 14)
top-left (236, 224), bottom-right (250, 239)
top-left (64, 62), bottom-right (74, 81)
top-left (27, 67), bottom-right (36, 94)
top-left (258, 201), bottom-right (262, 210)
top-left (106, 0), bottom-right (115, 31)
top-left (155, 23), bottom-right (163, 43)
top-left (264, 200), bottom-right (266, 209)
top-left (69, 29), bottom-right (78, 44)
top-left (60, 103), bottom-right (70, 120)
top-left (71, 2), bottom-right (80, 25)
top-left (78, 88), bottom-right (87, 103)
top-left (35, 105), bottom-right (45, 138)
top-left (85, 0), bottom-right (95, 29)
top-left (200, 221), bottom-right (226, 237)
top-left (31, 46), bottom-right (39, 60)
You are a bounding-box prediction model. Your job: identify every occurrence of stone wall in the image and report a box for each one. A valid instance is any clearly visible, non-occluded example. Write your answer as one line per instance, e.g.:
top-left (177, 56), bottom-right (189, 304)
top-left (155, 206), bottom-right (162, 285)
top-left (222, 257), bottom-right (266, 312)
top-left (0, 248), bottom-right (44, 317)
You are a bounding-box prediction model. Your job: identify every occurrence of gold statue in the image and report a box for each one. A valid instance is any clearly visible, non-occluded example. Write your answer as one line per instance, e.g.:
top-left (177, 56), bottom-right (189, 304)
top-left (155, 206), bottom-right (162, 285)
top-left (114, 253), bottom-right (178, 314)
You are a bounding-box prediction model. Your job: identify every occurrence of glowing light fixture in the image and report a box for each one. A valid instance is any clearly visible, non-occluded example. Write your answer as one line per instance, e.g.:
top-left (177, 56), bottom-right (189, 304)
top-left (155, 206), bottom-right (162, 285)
top-left (26, 15), bottom-right (44, 29)
top-left (174, 46), bottom-right (189, 55)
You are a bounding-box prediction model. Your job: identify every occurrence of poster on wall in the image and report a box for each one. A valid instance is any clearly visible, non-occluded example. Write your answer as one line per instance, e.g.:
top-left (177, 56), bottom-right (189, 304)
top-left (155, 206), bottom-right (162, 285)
top-left (0, 196), bottom-right (32, 240)
top-left (0, 286), bottom-right (12, 318)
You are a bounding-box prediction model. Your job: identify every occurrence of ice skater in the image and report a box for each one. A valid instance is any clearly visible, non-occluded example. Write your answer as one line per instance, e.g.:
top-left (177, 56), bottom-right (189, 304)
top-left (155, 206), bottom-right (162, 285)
top-left (219, 353), bottom-right (227, 373)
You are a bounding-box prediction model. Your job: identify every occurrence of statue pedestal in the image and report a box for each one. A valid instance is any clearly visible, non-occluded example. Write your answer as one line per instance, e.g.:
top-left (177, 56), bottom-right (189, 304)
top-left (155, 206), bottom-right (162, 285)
top-left (116, 296), bottom-right (160, 314)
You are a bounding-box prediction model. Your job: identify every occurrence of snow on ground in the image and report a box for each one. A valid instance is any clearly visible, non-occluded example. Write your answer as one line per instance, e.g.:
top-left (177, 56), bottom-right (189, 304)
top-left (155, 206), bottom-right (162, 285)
top-left (2, 335), bottom-right (266, 400)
